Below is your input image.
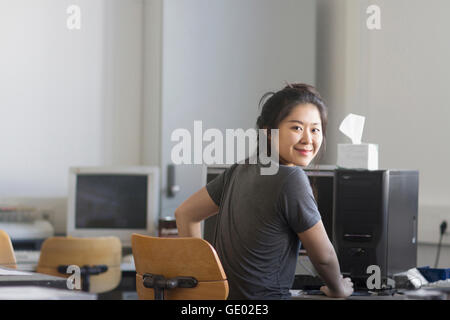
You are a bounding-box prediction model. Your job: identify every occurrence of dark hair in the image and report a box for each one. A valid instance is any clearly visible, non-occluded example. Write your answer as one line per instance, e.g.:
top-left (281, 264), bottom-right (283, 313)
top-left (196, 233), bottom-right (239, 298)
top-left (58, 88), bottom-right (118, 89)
top-left (256, 82), bottom-right (328, 163)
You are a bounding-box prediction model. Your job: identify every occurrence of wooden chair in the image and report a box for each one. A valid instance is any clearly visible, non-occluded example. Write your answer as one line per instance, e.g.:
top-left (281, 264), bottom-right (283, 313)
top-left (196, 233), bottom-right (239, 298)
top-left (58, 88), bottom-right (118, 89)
top-left (36, 236), bottom-right (122, 293)
top-left (0, 230), bottom-right (17, 269)
top-left (132, 234), bottom-right (228, 300)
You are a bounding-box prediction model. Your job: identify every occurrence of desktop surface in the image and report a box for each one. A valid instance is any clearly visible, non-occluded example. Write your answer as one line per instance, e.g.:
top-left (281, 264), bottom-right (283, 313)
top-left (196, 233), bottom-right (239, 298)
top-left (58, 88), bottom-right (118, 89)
top-left (0, 266), bottom-right (67, 289)
top-left (14, 245), bottom-right (136, 270)
top-left (13, 248), bottom-right (138, 300)
top-left (289, 290), bottom-right (411, 300)
top-left (0, 286), bottom-right (96, 300)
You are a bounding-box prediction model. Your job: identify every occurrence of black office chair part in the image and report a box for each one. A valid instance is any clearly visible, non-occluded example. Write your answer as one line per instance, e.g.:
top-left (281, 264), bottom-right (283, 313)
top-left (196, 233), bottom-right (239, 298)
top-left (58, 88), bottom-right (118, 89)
top-left (142, 273), bottom-right (198, 300)
top-left (58, 264), bottom-right (108, 292)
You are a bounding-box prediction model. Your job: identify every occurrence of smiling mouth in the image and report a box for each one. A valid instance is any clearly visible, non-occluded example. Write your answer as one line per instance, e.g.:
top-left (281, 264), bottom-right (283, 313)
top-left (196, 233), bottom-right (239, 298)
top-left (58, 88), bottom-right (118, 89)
top-left (294, 148), bottom-right (313, 155)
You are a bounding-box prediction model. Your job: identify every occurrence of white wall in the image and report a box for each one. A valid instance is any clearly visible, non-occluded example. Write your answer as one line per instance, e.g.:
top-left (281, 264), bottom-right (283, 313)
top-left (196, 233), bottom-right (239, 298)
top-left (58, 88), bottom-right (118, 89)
top-left (102, 0), bottom-right (144, 166)
top-left (141, 0), bottom-right (162, 168)
top-left (316, 0), bottom-right (450, 267)
top-left (364, 0), bottom-right (450, 249)
top-left (0, 0), bottom-right (143, 233)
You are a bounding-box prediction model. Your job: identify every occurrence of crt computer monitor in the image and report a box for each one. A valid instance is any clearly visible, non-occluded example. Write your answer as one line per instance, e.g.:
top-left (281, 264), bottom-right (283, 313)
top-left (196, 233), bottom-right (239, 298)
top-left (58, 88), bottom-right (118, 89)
top-left (67, 166), bottom-right (159, 247)
top-left (201, 164), bottom-right (334, 250)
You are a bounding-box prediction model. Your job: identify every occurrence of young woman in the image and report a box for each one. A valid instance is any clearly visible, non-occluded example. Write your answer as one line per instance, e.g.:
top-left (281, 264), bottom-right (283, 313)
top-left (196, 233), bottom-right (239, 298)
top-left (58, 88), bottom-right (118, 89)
top-left (175, 83), bottom-right (353, 299)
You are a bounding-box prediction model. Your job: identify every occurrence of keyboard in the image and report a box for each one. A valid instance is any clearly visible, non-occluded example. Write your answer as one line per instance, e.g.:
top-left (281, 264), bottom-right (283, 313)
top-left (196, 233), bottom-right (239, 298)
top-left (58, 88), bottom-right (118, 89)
top-left (121, 254), bottom-right (135, 271)
top-left (15, 250), bottom-right (41, 264)
top-left (14, 250), bottom-right (41, 272)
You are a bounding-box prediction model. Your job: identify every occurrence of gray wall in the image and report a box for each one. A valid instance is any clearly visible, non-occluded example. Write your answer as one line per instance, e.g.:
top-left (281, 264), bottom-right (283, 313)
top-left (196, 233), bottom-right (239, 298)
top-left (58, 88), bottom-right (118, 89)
top-left (154, 0), bottom-right (317, 218)
top-left (316, 0), bottom-right (450, 267)
top-left (0, 0), bottom-right (143, 233)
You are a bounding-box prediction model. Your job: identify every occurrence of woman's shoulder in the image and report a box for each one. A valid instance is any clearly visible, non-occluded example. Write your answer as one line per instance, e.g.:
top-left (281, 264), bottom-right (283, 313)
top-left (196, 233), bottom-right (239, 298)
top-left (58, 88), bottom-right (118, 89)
top-left (279, 165), bottom-right (308, 178)
top-left (277, 166), bottom-right (311, 190)
top-left (235, 163), bottom-right (309, 185)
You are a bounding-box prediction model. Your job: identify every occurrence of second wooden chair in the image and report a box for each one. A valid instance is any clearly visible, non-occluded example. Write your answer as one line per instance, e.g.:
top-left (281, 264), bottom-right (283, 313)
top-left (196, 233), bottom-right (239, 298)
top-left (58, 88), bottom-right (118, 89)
top-left (0, 230), bottom-right (16, 269)
top-left (36, 236), bottom-right (122, 293)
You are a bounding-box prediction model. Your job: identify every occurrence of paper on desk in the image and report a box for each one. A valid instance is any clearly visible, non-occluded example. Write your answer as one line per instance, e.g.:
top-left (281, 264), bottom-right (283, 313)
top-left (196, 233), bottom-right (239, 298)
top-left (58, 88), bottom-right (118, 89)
top-left (0, 268), bottom-right (33, 276)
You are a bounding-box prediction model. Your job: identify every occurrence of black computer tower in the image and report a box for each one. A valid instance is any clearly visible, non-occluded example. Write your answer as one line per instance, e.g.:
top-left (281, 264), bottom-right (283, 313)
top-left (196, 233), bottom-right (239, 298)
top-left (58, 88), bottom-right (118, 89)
top-left (333, 169), bottom-right (418, 287)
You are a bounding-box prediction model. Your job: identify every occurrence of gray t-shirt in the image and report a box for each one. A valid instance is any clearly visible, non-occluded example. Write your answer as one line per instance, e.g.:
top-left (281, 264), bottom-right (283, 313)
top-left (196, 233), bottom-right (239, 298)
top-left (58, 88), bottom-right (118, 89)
top-left (206, 162), bottom-right (321, 300)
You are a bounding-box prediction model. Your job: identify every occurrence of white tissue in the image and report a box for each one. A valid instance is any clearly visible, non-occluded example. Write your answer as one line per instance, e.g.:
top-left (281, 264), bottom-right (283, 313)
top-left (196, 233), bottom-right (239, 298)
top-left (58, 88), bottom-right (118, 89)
top-left (337, 113), bottom-right (378, 170)
top-left (339, 113), bottom-right (365, 144)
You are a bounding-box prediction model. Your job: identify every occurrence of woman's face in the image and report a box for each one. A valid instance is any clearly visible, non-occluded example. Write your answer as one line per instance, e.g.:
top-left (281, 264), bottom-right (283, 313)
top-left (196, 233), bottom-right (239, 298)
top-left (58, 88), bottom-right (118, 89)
top-left (275, 103), bottom-right (323, 167)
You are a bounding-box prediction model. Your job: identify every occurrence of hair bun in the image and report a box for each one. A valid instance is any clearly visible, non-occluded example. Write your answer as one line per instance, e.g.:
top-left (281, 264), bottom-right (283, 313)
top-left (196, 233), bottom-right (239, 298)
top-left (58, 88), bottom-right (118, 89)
top-left (283, 82), bottom-right (323, 99)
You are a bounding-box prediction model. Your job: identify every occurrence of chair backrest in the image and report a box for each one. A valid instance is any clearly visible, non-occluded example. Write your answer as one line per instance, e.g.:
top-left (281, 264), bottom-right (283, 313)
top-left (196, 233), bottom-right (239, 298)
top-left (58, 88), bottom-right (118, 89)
top-left (36, 236), bottom-right (122, 293)
top-left (132, 234), bottom-right (228, 300)
top-left (0, 230), bottom-right (16, 269)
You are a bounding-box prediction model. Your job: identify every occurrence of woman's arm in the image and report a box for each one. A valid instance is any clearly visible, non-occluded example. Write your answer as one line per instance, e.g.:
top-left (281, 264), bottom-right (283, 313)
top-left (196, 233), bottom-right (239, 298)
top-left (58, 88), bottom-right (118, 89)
top-left (297, 221), bottom-right (354, 298)
top-left (175, 186), bottom-right (220, 238)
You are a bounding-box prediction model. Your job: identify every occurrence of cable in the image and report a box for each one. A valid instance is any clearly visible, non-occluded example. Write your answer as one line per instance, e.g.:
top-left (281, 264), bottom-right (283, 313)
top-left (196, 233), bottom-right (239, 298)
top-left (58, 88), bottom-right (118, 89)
top-left (434, 220), bottom-right (447, 268)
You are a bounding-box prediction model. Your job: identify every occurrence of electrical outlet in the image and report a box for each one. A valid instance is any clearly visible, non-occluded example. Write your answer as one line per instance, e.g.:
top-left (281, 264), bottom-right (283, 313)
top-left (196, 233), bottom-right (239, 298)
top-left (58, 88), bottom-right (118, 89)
top-left (441, 220), bottom-right (448, 236)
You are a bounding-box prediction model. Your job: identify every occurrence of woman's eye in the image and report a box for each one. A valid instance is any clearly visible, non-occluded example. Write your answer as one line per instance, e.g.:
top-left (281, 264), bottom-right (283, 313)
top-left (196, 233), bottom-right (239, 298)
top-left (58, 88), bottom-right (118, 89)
top-left (312, 128), bottom-right (321, 133)
top-left (293, 126), bottom-right (303, 131)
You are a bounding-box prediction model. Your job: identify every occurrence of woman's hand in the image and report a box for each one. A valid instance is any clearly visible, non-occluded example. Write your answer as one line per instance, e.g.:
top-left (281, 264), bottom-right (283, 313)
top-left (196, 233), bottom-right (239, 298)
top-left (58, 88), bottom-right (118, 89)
top-left (320, 275), bottom-right (354, 298)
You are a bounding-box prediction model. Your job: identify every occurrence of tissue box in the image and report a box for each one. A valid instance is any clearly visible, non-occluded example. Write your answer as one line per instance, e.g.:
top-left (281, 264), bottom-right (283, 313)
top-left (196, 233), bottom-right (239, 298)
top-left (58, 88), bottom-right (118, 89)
top-left (337, 143), bottom-right (378, 170)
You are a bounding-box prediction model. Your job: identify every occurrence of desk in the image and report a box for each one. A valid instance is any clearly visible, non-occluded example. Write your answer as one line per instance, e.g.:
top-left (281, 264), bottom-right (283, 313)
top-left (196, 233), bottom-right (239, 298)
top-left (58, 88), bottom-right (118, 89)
top-left (0, 266), bottom-right (67, 289)
top-left (290, 290), bottom-right (408, 300)
top-left (0, 267), bottom-right (97, 299)
top-left (290, 289), bottom-right (449, 300)
top-left (15, 251), bottom-right (138, 300)
top-left (0, 286), bottom-right (96, 300)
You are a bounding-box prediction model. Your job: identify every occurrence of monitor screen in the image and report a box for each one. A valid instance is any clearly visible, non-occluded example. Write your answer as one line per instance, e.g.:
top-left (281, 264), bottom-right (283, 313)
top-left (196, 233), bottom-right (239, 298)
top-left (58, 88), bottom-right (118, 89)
top-left (67, 166), bottom-right (159, 247)
top-left (75, 174), bottom-right (148, 229)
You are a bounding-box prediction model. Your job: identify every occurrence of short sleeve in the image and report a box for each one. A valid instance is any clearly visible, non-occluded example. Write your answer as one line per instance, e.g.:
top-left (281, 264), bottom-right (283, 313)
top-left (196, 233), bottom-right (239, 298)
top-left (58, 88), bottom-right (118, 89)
top-left (278, 167), bottom-right (321, 233)
top-left (205, 170), bottom-right (226, 206)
